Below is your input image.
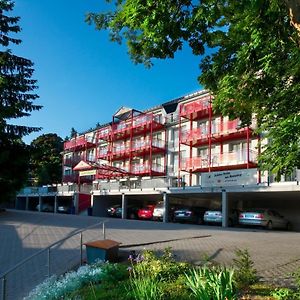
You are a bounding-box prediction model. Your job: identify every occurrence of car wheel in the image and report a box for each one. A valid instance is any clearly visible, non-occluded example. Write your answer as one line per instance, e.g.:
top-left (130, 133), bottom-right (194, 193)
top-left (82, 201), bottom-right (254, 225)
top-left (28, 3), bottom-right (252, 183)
top-left (266, 221), bottom-right (273, 230)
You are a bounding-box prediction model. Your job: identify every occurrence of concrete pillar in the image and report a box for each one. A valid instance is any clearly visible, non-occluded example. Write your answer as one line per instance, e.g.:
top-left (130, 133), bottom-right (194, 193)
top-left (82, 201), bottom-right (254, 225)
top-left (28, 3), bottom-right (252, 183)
top-left (121, 193), bottom-right (127, 219)
top-left (91, 193), bottom-right (94, 207)
top-left (163, 192), bottom-right (169, 223)
top-left (222, 190), bottom-right (228, 227)
top-left (38, 196), bottom-right (42, 212)
top-left (25, 196), bottom-right (29, 211)
top-left (73, 193), bottom-right (79, 215)
top-left (54, 195), bottom-right (58, 214)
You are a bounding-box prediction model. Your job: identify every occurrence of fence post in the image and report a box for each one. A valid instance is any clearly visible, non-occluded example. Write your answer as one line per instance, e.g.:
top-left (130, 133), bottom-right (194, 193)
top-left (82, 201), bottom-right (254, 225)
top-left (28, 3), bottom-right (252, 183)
top-left (80, 233), bottom-right (83, 266)
top-left (102, 222), bottom-right (106, 240)
top-left (47, 248), bottom-right (51, 277)
top-left (1, 276), bottom-right (6, 300)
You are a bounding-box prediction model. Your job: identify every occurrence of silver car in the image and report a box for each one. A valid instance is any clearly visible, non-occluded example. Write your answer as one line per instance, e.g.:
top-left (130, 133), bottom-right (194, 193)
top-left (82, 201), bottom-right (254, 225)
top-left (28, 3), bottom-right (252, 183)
top-left (239, 209), bottom-right (291, 230)
top-left (152, 202), bottom-right (164, 221)
top-left (204, 209), bottom-right (240, 226)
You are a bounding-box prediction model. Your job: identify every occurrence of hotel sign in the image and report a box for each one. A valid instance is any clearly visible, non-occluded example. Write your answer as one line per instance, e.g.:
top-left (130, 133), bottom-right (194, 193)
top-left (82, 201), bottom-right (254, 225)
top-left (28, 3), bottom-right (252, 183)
top-left (201, 169), bottom-right (257, 187)
top-left (79, 170), bottom-right (96, 177)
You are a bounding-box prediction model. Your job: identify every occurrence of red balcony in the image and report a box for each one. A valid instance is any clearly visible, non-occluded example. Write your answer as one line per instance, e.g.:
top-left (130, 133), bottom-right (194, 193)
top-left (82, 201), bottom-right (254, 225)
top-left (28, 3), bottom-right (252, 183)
top-left (64, 136), bottom-right (96, 151)
top-left (98, 147), bottom-right (110, 160)
top-left (180, 119), bottom-right (253, 146)
top-left (180, 96), bottom-right (211, 120)
top-left (112, 114), bottom-right (164, 140)
top-left (181, 151), bottom-right (257, 172)
top-left (131, 139), bottom-right (166, 156)
top-left (97, 126), bottom-right (112, 141)
top-left (181, 128), bottom-right (210, 146)
top-left (109, 139), bottom-right (166, 161)
top-left (111, 144), bottom-right (130, 160)
top-left (131, 163), bottom-right (165, 176)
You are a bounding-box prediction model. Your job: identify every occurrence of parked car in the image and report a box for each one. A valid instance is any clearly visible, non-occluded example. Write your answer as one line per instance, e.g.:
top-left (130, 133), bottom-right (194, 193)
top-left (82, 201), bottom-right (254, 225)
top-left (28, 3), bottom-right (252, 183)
top-left (173, 207), bottom-right (207, 224)
top-left (152, 202), bottom-right (164, 221)
top-left (239, 209), bottom-right (291, 230)
top-left (138, 204), bottom-right (156, 220)
top-left (204, 209), bottom-right (240, 226)
top-left (152, 202), bottom-right (180, 221)
top-left (107, 205), bottom-right (122, 217)
top-left (36, 203), bottom-right (54, 212)
top-left (106, 204), bottom-right (141, 219)
top-left (57, 205), bottom-right (70, 214)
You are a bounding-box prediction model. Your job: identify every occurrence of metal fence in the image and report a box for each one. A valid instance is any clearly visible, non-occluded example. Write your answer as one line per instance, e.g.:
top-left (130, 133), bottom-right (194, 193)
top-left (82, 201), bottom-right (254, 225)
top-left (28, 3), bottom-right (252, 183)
top-left (0, 220), bottom-right (108, 300)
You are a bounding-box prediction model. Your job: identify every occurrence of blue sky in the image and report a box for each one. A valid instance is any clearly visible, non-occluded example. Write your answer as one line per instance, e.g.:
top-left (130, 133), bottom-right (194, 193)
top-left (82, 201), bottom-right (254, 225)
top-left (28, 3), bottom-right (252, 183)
top-left (11, 0), bottom-right (202, 143)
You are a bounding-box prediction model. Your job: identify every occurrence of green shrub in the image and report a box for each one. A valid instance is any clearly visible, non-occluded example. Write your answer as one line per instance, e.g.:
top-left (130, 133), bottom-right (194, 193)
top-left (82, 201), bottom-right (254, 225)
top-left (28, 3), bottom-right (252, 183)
top-left (185, 266), bottom-right (237, 300)
top-left (232, 249), bottom-right (258, 288)
top-left (271, 287), bottom-right (297, 300)
top-left (133, 248), bottom-right (190, 281)
top-left (127, 262), bottom-right (163, 300)
top-left (100, 262), bottom-right (129, 283)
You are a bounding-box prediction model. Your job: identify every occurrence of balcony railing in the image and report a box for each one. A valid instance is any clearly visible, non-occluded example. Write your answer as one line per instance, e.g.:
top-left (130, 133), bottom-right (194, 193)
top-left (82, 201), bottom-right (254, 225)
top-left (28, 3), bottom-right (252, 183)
top-left (180, 119), bottom-right (253, 145)
top-left (111, 113), bottom-right (165, 139)
top-left (180, 96), bottom-right (211, 118)
top-left (98, 147), bottom-right (110, 159)
top-left (64, 136), bottom-right (95, 151)
top-left (97, 127), bottom-right (112, 140)
top-left (131, 163), bottom-right (165, 175)
top-left (181, 128), bottom-right (209, 144)
top-left (181, 151), bottom-right (258, 171)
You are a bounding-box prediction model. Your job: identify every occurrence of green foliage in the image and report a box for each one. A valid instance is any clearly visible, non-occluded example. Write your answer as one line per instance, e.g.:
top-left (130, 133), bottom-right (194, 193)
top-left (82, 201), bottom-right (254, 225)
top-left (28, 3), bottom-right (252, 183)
top-left (127, 262), bottom-right (163, 300)
top-left (126, 248), bottom-right (191, 299)
top-left (0, 138), bottom-right (30, 202)
top-left (271, 287), bottom-right (297, 300)
top-left (133, 248), bottom-right (190, 281)
top-left (29, 133), bottom-right (63, 185)
top-left (87, 0), bottom-right (300, 179)
top-left (232, 249), bottom-right (258, 288)
top-left (185, 266), bottom-right (237, 300)
top-left (25, 263), bottom-right (103, 300)
top-left (99, 262), bottom-right (129, 283)
top-left (0, 0), bottom-right (41, 201)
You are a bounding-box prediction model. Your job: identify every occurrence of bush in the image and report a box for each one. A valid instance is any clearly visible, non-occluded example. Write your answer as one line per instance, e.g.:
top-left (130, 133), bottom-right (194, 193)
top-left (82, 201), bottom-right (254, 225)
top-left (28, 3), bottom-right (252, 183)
top-left (25, 263), bottom-right (104, 300)
top-left (131, 248), bottom-right (190, 281)
top-left (185, 266), bottom-right (237, 300)
top-left (232, 249), bottom-right (258, 288)
top-left (271, 287), bottom-right (297, 300)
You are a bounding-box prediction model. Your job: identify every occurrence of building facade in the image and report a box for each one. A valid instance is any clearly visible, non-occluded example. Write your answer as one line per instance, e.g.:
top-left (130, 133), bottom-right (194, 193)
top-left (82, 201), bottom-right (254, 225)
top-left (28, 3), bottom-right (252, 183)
top-left (17, 90), bottom-right (300, 229)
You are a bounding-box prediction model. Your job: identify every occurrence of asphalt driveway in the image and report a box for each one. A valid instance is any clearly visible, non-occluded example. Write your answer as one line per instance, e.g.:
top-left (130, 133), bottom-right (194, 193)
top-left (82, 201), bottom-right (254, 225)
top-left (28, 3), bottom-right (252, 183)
top-left (1, 210), bottom-right (300, 299)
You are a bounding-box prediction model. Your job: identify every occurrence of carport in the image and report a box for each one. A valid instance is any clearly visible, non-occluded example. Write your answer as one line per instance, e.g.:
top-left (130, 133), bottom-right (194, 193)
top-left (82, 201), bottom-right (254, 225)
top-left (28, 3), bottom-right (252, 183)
top-left (227, 190), bottom-right (300, 230)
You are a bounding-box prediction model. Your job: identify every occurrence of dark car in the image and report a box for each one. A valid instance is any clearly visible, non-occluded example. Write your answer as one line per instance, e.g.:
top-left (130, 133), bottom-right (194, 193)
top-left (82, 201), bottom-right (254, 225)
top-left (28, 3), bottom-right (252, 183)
top-left (173, 207), bottom-right (207, 224)
top-left (107, 205), bottom-right (122, 217)
top-left (107, 204), bottom-right (140, 219)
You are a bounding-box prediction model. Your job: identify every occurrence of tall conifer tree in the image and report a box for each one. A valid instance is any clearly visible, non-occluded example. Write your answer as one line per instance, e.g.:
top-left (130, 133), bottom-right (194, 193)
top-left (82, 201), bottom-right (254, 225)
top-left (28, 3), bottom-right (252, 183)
top-left (0, 0), bottom-right (42, 202)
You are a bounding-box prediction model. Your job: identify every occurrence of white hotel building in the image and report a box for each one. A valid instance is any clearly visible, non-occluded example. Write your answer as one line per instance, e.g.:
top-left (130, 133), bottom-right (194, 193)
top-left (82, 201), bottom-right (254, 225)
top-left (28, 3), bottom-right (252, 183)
top-left (17, 90), bottom-right (300, 229)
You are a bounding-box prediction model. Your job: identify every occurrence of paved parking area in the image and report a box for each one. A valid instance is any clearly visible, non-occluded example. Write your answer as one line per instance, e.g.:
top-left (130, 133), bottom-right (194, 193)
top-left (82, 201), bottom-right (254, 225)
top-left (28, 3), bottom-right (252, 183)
top-left (1, 210), bottom-right (300, 299)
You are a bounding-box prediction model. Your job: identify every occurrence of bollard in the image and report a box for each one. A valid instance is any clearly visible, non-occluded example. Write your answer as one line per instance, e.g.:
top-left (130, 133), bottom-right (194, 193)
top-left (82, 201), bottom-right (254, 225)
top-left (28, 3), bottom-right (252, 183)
top-left (80, 233), bottom-right (83, 265)
top-left (1, 276), bottom-right (6, 300)
top-left (102, 222), bottom-right (106, 240)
